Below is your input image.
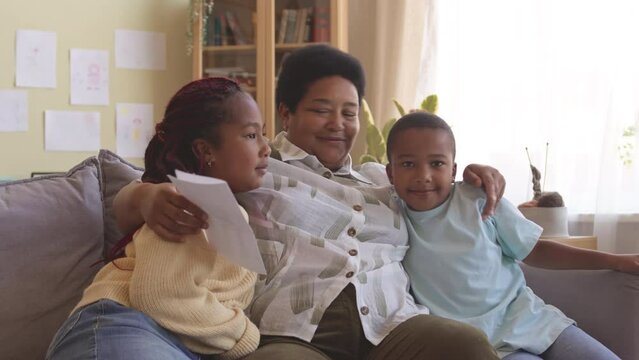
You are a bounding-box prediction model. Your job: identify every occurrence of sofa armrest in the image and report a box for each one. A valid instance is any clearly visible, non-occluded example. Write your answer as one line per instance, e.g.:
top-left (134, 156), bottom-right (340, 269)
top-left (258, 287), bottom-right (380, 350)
top-left (521, 264), bottom-right (639, 360)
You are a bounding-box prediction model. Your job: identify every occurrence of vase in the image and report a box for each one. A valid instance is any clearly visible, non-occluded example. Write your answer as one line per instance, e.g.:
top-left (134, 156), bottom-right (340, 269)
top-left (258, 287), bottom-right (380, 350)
top-left (518, 206), bottom-right (570, 238)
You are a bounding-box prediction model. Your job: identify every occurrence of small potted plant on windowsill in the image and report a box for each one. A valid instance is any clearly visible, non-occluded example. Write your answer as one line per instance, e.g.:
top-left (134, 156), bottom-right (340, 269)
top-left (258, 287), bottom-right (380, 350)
top-left (518, 145), bottom-right (570, 238)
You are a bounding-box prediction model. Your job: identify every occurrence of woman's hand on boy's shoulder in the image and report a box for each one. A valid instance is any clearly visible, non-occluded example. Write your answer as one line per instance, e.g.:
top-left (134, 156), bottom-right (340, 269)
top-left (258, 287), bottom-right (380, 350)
top-left (462, 164), bottom-right (505, 219)
top-left (141, 183), bottom-right (208, 242)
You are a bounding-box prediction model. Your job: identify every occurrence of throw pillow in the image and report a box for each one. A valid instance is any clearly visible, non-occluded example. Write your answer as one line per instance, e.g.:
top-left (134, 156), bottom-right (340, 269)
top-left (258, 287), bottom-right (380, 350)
top-left (0, 157), bottom-right (104, 360)
top-left (98, 149), bottom-right (144, 256)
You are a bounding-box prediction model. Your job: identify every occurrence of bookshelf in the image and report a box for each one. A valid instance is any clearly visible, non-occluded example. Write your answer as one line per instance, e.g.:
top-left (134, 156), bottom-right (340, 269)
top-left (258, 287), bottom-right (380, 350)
top-left (192, 0), bottom-right (348, 138)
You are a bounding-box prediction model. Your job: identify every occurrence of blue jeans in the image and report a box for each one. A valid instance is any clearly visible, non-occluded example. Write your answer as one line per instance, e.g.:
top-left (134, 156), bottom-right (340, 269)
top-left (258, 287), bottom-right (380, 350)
top-left (46, 299), bottom-right (203, 360)
top-left (503, 325), bottom-right (620, 360)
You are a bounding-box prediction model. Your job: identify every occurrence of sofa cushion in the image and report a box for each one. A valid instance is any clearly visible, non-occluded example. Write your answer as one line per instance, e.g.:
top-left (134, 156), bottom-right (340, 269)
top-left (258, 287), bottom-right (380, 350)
top-left (0, 158), bottom-right (104, 360)
top-left (522, 264), bottom-right (639, 359)
top-left (98, 149), bottom-right (144, 256)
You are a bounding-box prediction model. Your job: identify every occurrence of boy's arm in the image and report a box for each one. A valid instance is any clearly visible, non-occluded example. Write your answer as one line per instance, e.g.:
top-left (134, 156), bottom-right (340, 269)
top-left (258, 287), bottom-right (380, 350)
top-left (113, 181), bottom-right (208, 242)
top-left (523, 239), bottom-right (639, 274)
top-left (462, 164), bottom-right (505, 219)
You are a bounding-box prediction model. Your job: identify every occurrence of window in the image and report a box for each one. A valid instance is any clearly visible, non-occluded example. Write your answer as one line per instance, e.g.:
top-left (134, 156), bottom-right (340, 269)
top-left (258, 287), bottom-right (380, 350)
top-left (427, 0), bottom-right (639, 213)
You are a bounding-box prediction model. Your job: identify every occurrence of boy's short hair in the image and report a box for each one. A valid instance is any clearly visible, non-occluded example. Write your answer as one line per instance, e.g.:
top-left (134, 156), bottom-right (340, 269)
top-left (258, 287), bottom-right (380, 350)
top-left (275, 44), bottom-right (366, 113)
top-left (386, 111), bottom-right (456, 161)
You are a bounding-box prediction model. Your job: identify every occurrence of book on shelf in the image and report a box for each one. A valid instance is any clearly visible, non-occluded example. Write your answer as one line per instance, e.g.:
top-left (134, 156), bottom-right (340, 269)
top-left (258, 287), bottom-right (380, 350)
top-left (313, 0), bottom-right (330, 42)
top-left (225, 10), bottom-right (247, 45)
top-left (207, 14), bottom-right (231, 46)
top-left (278, 7), bottom-right (316, 44)
top-left (295, 8), bottom-right (308, 43)
top-left (208, 15), bottom-right (221, 45)
top-left (219, 14), bottom-right (229, 46)
top-left (303, 8), bottom-right (313, 43)
top-left (277, 9), bottom-right (289, 44)
top-left (204, 67), bottom-right (256, 88)
top-left (284, 9), bottom-right (298, 43)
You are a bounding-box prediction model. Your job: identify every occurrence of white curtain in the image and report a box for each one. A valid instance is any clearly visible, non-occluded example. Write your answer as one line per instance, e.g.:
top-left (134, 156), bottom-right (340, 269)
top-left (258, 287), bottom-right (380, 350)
top-left (418, 0), bottom-right (639, 252)
top-left (348, 0), bottom-right (432, 159)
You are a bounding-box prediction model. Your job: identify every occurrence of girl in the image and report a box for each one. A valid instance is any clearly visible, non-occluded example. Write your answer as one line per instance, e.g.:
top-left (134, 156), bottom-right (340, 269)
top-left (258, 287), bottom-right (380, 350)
top-left (46, 77), bottom-right (270, 360)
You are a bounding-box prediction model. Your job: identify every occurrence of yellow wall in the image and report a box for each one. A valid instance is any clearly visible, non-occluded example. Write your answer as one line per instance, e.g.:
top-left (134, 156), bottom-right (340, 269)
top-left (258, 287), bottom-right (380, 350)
top-left (0, 0), bottom-right (192, 180)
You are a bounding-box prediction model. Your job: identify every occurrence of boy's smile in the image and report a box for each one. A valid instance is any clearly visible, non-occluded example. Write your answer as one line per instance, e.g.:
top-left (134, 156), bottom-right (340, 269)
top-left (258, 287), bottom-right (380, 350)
top-left (386, 128), bottom-right (457, 211)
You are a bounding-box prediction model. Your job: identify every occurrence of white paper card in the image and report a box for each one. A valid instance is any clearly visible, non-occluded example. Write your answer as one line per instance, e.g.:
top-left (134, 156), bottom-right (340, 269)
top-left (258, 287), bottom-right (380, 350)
top-left (15, 30), bottom-right (57, 88)
top-left (45, 110), bottom-right (100, 151)
top-left (169, 170), bottom-right (266, 274)
top-left (70, 49), bottom-right (109, 105)
top-left (115, 30), bottom-right (166, 70)
top-left (116, 103), bottom-right (154, 158)
top-left (0, 90), bottom-right (28, 132)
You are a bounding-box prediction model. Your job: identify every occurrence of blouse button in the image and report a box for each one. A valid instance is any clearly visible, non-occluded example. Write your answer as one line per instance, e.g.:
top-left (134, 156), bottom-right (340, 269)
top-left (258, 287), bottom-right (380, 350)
top-left (360, 306), bottom-right (370, 315)
top-left (352, 204), bottom-right (363, 212)
top-left (348, 249), bottom-right (358, 256)
top-left (346, 271), bottom-right (354, 278)
top-left (347, 228), bottom-right (357, 237)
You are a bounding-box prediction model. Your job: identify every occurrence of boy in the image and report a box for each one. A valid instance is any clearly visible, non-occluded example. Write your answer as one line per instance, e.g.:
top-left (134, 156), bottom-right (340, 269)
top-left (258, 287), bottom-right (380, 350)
top-left (385, 112), bottom-right (634, 359)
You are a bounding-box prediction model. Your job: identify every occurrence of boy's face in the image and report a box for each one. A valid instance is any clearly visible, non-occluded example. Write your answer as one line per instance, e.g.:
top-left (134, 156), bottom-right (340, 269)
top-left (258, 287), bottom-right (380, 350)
top-left (386, 128), bottom-right (457, 211)
top-left (205, 94), bottom-right (271, 193)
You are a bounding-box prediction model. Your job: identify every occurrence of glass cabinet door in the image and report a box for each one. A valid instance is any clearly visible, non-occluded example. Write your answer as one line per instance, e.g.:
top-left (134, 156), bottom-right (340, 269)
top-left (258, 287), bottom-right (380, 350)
top-left (201, 1), bottom-right (258, 96)
top-left (193, 0), bottom-right (347, 139)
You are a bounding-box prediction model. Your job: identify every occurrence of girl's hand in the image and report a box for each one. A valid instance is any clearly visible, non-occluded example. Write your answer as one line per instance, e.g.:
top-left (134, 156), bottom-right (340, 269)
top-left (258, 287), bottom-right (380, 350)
top-left (463, 164), bottom-right (506, 219)
top-left (614, 254), bottom-right (639, 275)
top-left (141, 183), bottom-right (208, 242)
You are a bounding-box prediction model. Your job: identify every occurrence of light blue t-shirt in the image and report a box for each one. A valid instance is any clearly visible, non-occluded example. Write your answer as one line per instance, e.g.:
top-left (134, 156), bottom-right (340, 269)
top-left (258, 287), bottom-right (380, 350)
top-left (402, 182), bottom-right (574, 357)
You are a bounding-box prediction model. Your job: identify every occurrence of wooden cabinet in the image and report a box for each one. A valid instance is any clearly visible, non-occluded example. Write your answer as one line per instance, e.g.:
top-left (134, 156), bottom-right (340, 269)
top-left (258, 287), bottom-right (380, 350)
top-left (192, 0), bottom-right (348, 138)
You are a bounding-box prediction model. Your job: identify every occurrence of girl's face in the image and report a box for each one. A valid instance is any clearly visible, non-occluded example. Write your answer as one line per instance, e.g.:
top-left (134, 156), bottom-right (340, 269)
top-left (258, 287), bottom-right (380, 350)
top-left (203, 93), bottom-right (271, 193)
top-left (386, 128), bottom-right (457, 211)
top-left (280, 76), bottom-right (360, 171)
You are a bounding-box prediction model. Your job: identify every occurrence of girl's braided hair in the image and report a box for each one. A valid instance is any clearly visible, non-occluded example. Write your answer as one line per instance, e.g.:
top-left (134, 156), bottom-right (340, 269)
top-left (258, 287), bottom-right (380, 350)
top-left (102, 78), bottom-right (244, 264)
top-left (142, 77), bottom-right (243, 184)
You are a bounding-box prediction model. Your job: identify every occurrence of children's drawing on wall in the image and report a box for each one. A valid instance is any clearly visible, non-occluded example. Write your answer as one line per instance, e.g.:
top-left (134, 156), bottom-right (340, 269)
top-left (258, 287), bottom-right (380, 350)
top-left (45, 110), bottom-right (101, 152)
top-left (0, 90), bottom-right (28, 132)
top-left (116, 103), bottom-right (154, 158)
top-left (70, 49), bottom-right (109, 105)
top-left (15, 30), bottom-right (57, 88)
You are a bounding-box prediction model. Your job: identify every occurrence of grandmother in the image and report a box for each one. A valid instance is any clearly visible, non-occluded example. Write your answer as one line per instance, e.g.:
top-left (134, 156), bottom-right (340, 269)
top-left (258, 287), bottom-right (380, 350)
top-left (114, 44), bottom-right (504, 360)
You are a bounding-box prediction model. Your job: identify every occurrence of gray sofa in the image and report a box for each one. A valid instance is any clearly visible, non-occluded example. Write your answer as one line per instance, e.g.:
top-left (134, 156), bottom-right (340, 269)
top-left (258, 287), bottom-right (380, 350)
top-left (1, 150), bottom-right (637, 359)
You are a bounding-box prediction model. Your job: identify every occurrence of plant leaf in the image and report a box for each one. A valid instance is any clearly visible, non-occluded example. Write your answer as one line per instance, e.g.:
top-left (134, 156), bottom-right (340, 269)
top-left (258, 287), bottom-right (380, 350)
top-left (361, 98), bottom-right (375, 126)
top-left (359, 154), bottom-right (378, 164)
top-left (420, 94), bottom-right (438, 113)
top-left (392, 99), bottom-right (406, 116)
top-left (366, 124), bottom-right (386, 162)
top-left (382, 118), bottom-right (397, 141)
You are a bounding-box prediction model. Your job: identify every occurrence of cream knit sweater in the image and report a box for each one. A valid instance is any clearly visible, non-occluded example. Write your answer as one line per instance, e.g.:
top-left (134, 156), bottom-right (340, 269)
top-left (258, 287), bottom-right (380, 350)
top-left (74, 213), bottom-right (259, 359)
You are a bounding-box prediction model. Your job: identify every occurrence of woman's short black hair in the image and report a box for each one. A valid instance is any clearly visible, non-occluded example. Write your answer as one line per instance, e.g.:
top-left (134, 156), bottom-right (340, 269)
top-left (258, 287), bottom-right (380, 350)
top-left (275, 44), bottom-right (366, 113)
top-left (386, 111), bottom-right (456, 162)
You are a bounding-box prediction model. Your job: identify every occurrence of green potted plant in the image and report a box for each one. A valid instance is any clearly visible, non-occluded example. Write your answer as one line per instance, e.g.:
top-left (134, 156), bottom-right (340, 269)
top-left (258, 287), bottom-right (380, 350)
top-left (359, 94), bottom-right (438, 164)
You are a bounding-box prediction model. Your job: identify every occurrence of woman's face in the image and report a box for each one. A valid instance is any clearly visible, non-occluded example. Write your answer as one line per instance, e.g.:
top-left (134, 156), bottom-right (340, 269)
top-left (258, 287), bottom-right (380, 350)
top-left (280, 76), bottom-right (360, 171)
